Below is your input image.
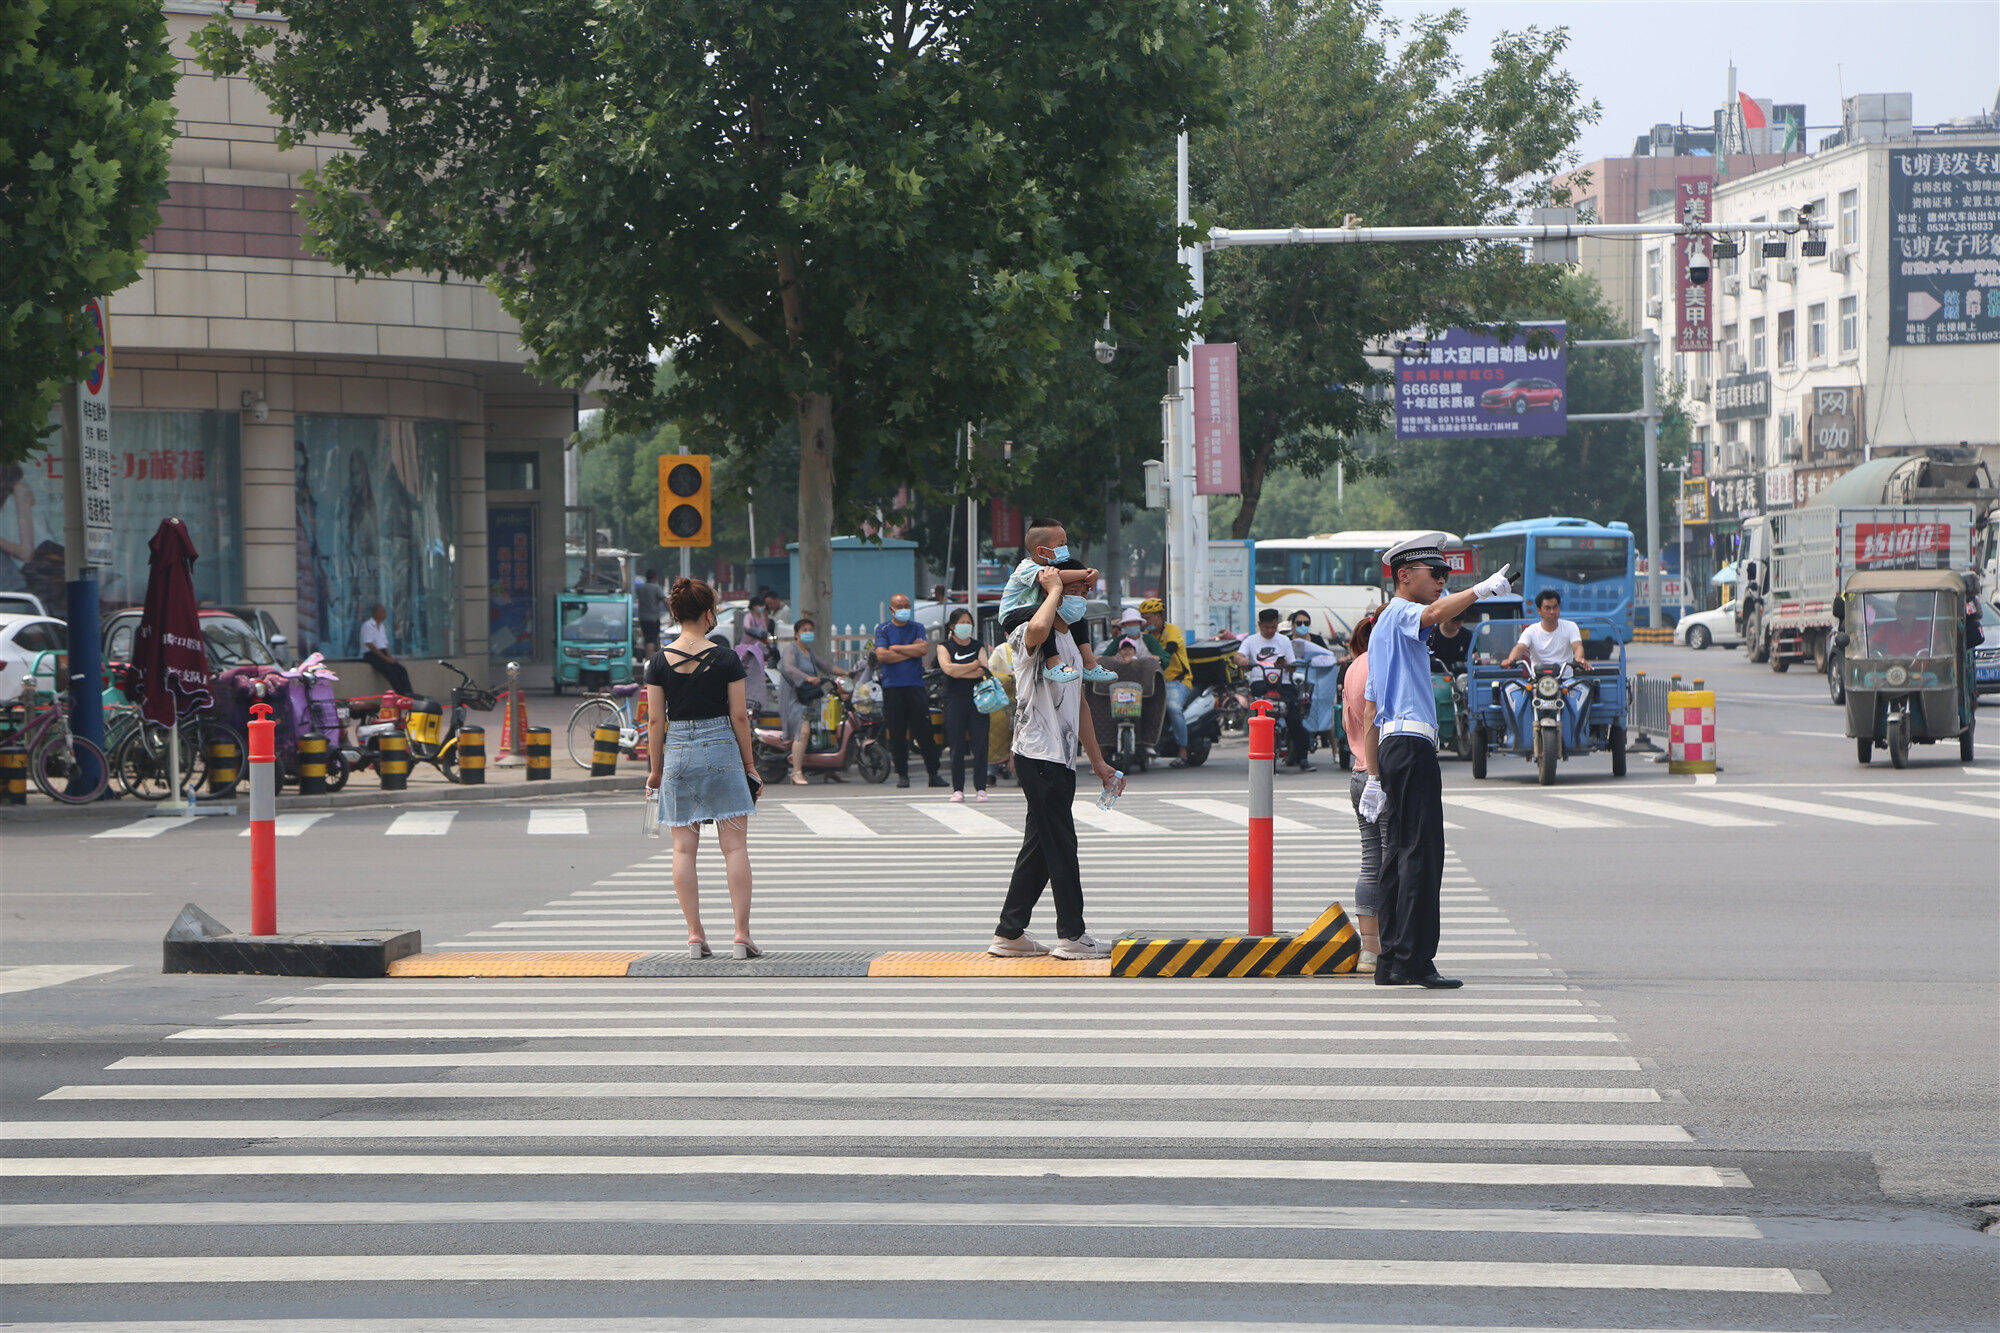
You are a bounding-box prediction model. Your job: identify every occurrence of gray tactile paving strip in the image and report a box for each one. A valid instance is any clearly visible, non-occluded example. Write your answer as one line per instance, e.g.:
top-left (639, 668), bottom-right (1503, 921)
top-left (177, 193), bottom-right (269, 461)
top-left (626, 950), bottom-right (878, 977)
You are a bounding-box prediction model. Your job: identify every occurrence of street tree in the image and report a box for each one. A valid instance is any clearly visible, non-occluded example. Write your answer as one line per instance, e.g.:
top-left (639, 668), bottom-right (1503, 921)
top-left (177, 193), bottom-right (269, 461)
top-left (0, 0), bottom-right (177, 461)
top-left (195, 2), bottom-right (1239, 630)
top-left (1195, 0), bottom-right (1596, 537)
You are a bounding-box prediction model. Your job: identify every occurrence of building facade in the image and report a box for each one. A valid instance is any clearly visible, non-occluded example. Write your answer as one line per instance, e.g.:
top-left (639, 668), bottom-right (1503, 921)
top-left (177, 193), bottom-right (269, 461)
top-left (1637, 114), bottom-right (2000, 594)
top-left (11, 3), bottom-right (578, 695)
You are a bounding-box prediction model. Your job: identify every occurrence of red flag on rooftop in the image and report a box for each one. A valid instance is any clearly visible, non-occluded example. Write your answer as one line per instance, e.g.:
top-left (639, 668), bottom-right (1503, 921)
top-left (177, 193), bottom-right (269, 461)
top-left (1737, 92), bottom-right (1767, 129)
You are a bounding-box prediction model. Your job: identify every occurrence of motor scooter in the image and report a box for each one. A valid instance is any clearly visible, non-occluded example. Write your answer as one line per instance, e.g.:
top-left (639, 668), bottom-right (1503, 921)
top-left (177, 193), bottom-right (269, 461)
top-left (1164, 684), bottom-right (1222, 767)
top-left (751, 678), bottom-right (892, 784)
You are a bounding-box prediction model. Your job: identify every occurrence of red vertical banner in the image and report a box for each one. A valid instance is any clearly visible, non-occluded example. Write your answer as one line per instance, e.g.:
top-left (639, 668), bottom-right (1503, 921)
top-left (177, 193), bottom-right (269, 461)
top-left (1676, 176), bottom-right (1714, 353)
top-left (1192, 343), bottom-right (1242, 495)
top-left (989, 501), bottom-right (1023, 550)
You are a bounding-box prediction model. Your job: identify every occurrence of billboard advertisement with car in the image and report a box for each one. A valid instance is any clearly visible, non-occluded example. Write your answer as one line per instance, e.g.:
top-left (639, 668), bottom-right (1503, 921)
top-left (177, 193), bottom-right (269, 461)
top-left (1395, 323), bottom-right (1566, 439)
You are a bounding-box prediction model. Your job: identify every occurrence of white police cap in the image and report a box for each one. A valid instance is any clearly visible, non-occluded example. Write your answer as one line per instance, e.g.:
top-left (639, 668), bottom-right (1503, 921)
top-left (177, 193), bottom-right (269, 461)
top-left (1383, 531), bottom-right (1453, 570)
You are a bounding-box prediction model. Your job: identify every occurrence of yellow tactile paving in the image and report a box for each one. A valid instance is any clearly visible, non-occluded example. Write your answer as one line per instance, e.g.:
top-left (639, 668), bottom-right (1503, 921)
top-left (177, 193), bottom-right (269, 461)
top-left (867, 951), bottom-right (1114, 978)
top-left (387, 952), bottom-right (646, 977)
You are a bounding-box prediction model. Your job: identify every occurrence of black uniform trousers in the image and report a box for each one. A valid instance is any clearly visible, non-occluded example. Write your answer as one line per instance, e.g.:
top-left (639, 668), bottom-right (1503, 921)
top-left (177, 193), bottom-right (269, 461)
top-left (1375, 732), bottom-right (1445, 973)
top-left (942, 691), bottom-right (988, 791)
top-left (881, 684), bottom-right (942, 779)
top-left (995, 755), bottom-right (1085, 941)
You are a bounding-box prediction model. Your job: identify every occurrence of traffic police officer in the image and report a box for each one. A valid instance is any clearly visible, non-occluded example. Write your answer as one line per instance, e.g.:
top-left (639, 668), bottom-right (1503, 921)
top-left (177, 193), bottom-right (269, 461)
top-left (1359, 533), bottom-right (1512, 988)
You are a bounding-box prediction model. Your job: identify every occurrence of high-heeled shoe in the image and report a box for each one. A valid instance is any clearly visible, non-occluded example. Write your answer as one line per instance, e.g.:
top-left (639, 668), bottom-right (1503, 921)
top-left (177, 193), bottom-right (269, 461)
top-left (732, 941), bottom-right (763, 960)
top-left (688, 940), bottom-right (712, 960)
top-left (788, 772), bottom-right (809, 785)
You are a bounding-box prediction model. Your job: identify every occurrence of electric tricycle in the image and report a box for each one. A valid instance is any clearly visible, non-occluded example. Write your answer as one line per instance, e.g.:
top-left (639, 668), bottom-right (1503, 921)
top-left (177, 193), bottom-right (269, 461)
top-left (1464, 617), bottom-right (1630, 784)
top-left (553, 592), bottom-right (637, 695)
top-left (1835, 570), bottom-right (1977, 768)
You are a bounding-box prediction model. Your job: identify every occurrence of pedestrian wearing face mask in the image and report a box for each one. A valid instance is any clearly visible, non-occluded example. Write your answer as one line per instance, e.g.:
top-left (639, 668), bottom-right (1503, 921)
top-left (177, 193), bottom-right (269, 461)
top-left (778, 617), bottom-right (846, 785)
top-left (935, 607), bottom-right (991, 802)
top-left (875, 592), bottom-right (945, 788)
top-left (996, 520), bottom-right (1119, 684)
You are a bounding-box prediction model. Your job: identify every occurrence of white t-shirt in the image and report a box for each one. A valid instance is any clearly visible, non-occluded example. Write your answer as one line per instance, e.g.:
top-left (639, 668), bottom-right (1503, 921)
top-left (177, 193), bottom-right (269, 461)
top-left (359, 617), bottom-right (390, 654)
top-left (1238, 630), bottom-right (1296, 684)
top-left (1517, 619), bottom-right (1582, 668)
top-left (1009, 624), bottom-right (1083, 765)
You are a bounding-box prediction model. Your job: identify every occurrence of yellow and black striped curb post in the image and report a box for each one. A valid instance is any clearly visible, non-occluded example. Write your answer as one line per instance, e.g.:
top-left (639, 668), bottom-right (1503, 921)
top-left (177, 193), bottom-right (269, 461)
top-left (524, 726), bottom-right (552, 781)
top-left (0, 745), bottom-right (26, 805)
top-left (376, 732), bottom-right (409, 791)
top-left (1110, 902), bottom-right (1359, 977)
top-left (457, 725), bottom-right (485, 785)
top-left (295, 734), bottom-right (327, 795)
top-left (590, 724), bottom-right (620, 777)
top-left (206, 735), bottom-right (241, 795)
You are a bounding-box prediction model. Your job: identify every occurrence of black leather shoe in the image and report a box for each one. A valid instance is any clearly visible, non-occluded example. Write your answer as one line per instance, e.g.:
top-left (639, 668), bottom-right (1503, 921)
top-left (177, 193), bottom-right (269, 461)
top-left (1403, 969), bottom-right (1464, 989)
top-left (1373, 965), bottom-right (1412, 986)
top-left (896, 776), bottom-right (911, 788)
top-left (927, 774), bottom-right (949, 788)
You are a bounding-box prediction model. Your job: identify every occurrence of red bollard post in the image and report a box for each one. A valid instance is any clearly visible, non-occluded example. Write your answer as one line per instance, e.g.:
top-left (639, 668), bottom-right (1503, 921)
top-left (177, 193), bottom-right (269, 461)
top-left (247, 701), bottom-right (277, 936)
top-left (1247, 698), bottom-right (1275, 936)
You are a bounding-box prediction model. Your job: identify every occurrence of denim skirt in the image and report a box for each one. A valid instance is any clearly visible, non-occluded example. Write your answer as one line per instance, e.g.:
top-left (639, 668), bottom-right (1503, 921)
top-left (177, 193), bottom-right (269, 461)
top-left (657, 717), bottom-right (756, 828)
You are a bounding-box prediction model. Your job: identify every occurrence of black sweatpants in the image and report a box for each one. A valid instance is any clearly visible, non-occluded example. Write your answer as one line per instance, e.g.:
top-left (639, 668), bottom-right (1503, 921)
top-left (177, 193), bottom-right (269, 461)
top-left (363, 649), bottom-right (413, 697)
top-left (881, 684), bottom-right (942, 780)
top-left (995, 755), bottom-right (1085, 941)
top-left (943, 691), bottom-right (988, 791)
top-left (1375, 733), bottom-right (1445, 973)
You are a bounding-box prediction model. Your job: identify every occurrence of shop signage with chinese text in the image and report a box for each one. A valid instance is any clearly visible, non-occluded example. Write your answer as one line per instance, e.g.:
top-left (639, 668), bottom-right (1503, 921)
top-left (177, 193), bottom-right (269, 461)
top-left (1675, 178), bottom-right (1714, 352)
top-left (1714, 371), bottom-right (1772, 421)
top-left (1191, 343), bottom-right (1242, 495)
top-left (1888, 148), bottom-right (2000, 346)
top-left (1681, 477), bottom-right (1711, 525)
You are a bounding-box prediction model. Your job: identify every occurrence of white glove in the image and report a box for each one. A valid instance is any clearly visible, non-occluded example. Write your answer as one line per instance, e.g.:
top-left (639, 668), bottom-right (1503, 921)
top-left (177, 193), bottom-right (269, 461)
top-left (1358, 775), bottom-right (1386, 824)
top-left (1472, 563), bottom-right (1513, 599)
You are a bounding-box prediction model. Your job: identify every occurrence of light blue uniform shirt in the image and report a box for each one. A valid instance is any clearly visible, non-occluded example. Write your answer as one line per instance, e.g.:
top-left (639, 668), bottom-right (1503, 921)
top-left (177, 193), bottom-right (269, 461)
top-left (1362, 597), bottom-right (1437, 727)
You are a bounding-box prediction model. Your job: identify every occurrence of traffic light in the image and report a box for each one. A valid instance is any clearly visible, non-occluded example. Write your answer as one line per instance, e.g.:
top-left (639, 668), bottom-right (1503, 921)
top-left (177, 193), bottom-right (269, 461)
top-left (658, 453), bottom-right (711, 547)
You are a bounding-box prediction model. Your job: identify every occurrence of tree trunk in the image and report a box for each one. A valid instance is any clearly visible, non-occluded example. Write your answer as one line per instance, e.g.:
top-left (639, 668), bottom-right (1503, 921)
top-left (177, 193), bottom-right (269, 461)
top-left (1232, 434), bottom-right (1275, 539)
top-left (795, 392), bottom-right (836, 638)
top-left (1103, 479), bottom-right (1124, 608)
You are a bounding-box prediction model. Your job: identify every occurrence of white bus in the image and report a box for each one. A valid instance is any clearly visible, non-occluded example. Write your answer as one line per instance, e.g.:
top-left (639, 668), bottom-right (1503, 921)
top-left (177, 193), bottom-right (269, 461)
top-left (1253, 529), bottom-right (1461, 641)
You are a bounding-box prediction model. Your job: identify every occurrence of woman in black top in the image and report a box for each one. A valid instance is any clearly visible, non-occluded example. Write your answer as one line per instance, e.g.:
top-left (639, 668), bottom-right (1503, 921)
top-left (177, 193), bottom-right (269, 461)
top-left (644, 578), bottom-right (760, 960)
top-left (934, 607), bottom-right (991, 801)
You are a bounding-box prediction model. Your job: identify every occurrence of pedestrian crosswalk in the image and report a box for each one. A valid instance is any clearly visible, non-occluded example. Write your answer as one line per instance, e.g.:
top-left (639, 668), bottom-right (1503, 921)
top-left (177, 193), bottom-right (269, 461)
top-left (81, 780), bottom-right (1999, 845)
top-left (2, 957), bottom-right (1837, 1322)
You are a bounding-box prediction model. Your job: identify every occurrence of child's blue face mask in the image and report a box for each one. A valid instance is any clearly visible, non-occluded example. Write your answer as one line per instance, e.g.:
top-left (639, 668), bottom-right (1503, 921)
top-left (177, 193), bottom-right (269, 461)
top-left (1036, 543), bottom-right (1070, 564)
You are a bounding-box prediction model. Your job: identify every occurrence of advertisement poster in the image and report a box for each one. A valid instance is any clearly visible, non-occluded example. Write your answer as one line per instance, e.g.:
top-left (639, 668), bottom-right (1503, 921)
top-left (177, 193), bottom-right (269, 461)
top-left (1191, 343), bottom-right (1243, 495)
top-left (487, 505), bottom-right (537, 661)
top-left (1682, 477), bottom-right (1712, 525)
top-left (1887, 148), bottom-right (2000, 346)
top-left (5, 411), bottom-right (242, 611)
top-left (1805, 386), bottom-right (1862, 457)
top-left (1852, 521), bottom-right (1954, 570)
top-left (1206, 538), bottom-right (1254, 638)
top-left (1675, 178), bottom-right (1715, 353)
top-left (295, 417), bottom-right (457, 659)
top-left (1395, 323), bottom-right (1566, 438)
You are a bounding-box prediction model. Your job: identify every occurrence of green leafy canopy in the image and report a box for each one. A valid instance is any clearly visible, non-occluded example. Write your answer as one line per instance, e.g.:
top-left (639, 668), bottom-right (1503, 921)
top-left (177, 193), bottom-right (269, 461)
top-left (0, 0), bottom-right (177, 462)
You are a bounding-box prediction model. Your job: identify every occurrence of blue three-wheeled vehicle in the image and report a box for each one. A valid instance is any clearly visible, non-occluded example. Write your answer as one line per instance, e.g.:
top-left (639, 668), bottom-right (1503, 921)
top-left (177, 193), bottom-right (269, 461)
top-left (1463, 616), bottom-right (1631, 784)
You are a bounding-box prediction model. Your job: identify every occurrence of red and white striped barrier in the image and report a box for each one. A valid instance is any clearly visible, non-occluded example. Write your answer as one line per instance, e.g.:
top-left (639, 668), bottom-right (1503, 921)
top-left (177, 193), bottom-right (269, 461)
top-left (1667, 688), bottom-right (1717, 775)
top-left (246, 700), bottom-right (278, 934)
top-left (1246, 699), bottom-right (1275, 936)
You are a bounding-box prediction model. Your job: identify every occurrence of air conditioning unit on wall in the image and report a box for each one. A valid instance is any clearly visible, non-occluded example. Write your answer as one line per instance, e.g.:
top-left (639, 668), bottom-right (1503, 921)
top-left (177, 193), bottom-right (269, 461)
top-left (1692, 379), bottom-right (1711, 401)
top-left (1645, 297), bottom-right (1663, 319)
top-left (1747, 269), bottom-right (1769, 290)
top-left (1778, 261), bottom-right (1798, 283)
top-left (1829, 248), bottom-right (1854, 275)
top-left (1723, 275), bottom-right (1741, 296)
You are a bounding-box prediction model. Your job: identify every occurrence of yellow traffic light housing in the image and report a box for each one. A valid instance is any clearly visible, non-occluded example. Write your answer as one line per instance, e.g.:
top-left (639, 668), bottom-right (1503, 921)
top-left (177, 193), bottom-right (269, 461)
top-left (658, 454), bottom-right (711, 547)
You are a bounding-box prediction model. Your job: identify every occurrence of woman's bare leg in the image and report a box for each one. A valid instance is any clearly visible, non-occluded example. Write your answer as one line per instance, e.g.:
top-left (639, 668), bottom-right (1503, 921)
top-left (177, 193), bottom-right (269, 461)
top-left (789, 730), bottom-right (808, 782)
top-left (716, 815), bottom-right (754, 944)
top-left (1355, 913), bottom-right (1380, 957)
top-left (671, 823), bottom-right (705, 944)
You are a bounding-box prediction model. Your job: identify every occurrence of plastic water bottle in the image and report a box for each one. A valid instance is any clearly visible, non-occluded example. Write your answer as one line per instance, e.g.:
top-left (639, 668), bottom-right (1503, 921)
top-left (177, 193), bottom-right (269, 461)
top-left (1097, 770), bottom-right (1126, 809)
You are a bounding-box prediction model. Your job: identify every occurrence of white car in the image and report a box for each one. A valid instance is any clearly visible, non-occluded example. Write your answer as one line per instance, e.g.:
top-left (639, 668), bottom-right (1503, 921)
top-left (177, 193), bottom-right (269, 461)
top-left (1675, 599), bottom-right (1744, 651)
top-left (0, 613), bottom-right (69, 699)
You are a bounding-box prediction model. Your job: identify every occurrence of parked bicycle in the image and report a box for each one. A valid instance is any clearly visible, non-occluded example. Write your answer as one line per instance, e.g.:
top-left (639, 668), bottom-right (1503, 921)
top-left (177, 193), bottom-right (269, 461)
top-left (4, 653), bottom-right (108, 804)
top-left (566, 680), bottom-right (645, 768)
top-left (107, 712), bottom-right (246, 801)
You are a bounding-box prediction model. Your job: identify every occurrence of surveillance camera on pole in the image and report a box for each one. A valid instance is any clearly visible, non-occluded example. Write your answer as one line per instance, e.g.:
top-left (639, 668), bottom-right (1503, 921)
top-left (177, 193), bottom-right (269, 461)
top-left (1093, 312), bottom-right (1117, 364)
top-left (1685, 251), bottom-right (1710, 286)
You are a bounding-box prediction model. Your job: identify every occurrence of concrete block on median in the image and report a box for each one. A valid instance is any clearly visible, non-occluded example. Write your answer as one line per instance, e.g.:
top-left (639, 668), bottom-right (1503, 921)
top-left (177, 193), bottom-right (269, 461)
top-left (162, 902), bottom-right (420, 977)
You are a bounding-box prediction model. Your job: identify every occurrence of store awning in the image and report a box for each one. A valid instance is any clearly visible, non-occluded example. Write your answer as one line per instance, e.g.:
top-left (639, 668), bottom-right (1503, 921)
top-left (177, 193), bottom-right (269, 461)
top-left (1710, 563), bottom-right (1738, 586)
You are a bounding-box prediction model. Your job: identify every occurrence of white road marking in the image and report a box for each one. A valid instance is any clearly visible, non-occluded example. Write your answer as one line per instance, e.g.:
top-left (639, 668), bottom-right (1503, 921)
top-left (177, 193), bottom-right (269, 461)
top-left (0, 1199), bottom-right (1759, 1237)
top-left (165, 1026), bottom-right (1625, 1042)
top-left (0, 1154), bottom-right (1745, 1187)
top-left (1448, 796), bottom-right (1623, 829)
top-left (0, 964), bottom-right (127, 995)
top-left (1782, 730), bottom-right (1848, 739)
top-left (237, 812), bottom-right (331, 838)
top-left (385, 810), bottom-right (457, 836)
top-left (1824, 789), bottom-right (1999, 820)
top-left (0, 1253), bottom-right (1816, 1292)
top-left (1068, 803), bottom-right (1171, 835)
top-left (262, 993), bottom-right (1581, 1008)
top-left (914, 803), bottom-right (1025, 837)
top-left (113, 1051), bottom-right (1643, 1071)
top-left (1691, 771), bottom-right (1718, 786)
top-left (1691, 790), bottom-right (1929, 826)
top-left (779, 803), bottom-right (875, 837)
top-left (90, 817), bottom-right (195, 839)
top-left (1163, 797), bottom-right (1315, 832)
top-left (525, 808), bottom-right (589, 836)
top-left (46, 1082), bottom-right (1664, 1104)
top-left (1549, 792), bottom-right (1771, 826)
top-left (218, 1008), bottom-right (1605, 1024)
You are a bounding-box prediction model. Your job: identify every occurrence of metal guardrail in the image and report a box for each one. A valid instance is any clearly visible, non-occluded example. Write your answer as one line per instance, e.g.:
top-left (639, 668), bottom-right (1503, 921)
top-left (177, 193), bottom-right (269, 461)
top-left (1628, 671), bottom-right (1706, 756)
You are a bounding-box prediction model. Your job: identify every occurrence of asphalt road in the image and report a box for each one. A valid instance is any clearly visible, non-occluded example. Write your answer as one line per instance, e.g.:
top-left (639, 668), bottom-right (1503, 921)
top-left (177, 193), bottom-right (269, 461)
top-left (2, 641), bottom-right (1994, 1331)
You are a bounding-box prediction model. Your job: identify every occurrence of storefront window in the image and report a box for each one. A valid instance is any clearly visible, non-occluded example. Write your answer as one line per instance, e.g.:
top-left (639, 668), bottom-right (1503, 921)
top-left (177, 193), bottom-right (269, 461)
top-left (5, 411), bottom-right (242, 611)
top-left (295, 417), bottom-right (457, 658)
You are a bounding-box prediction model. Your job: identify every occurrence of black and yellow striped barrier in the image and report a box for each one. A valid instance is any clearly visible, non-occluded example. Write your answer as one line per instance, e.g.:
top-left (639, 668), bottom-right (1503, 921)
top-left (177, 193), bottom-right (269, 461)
top-left (1111, 903), bottom-right (1358, 978)
top-left (457, 725), bottom-right (485, 784)
top-left (590, 724), bottom-right (620, 777)
top-left (377, 733), bottom-right (409, 791)
top-left (296, 734), bottom-right (328, 795)
top-left (524, 726), bottom-right (552, 781)
top-left (0, 745), bottom-right (26, 805)
top-left (207, 736), bottom-right (241, 795)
